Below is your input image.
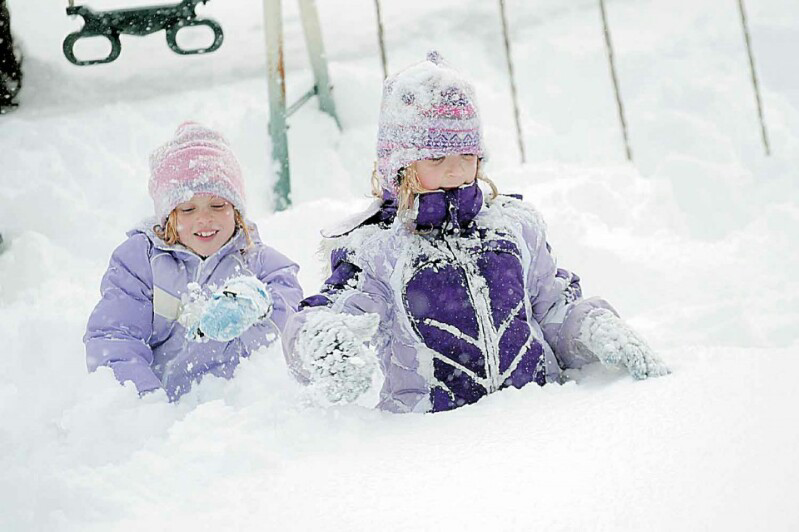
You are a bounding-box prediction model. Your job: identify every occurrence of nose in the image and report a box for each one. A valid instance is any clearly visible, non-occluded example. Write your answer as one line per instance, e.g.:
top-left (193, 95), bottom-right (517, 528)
top-left (196, 205), bottom-right (215, 224)
top-left (444, 157), bottom-right (463, 175)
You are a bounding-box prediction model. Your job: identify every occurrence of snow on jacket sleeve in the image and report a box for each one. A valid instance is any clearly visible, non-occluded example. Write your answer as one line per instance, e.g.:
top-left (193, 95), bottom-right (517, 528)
top-left (236, 245), bottom-right (303, 354)
top-left (84, 234), bottom-right (163, 394)
top-left (282, 244), bottom-right (392, 384)
top-left (519, 203), bottom-right (618, 370)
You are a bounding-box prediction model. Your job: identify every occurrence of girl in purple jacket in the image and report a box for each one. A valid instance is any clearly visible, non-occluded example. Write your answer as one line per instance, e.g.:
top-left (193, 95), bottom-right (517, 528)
top-left (283, 53), bottom-right (668, 413)
top-left (85, 122), bottom-right (303, 401)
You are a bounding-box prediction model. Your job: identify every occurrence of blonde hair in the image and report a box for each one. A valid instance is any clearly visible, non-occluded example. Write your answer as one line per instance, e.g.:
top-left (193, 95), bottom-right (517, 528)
top-left (372, 160), bottom-right (499, 214)
top-left (153, 208), bottom-right (253, 250)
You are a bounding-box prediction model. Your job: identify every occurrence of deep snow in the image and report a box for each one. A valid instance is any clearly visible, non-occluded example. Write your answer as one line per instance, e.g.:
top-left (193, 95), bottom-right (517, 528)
top-left (1, 0), bottom-right (798, 530)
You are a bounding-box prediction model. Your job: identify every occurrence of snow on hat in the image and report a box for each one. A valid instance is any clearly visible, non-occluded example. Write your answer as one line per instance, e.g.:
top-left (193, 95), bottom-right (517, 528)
top-left (376, 50), bottom-right (485, 195)
top-left (148, 122), bottom-right (245, 223)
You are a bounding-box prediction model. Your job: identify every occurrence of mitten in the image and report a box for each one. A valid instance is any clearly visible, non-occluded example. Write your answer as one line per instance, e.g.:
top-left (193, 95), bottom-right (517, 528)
top-left (178, 282), bottom-right (208, 341)
top-left (183, 276), bottom-right (273, 343)
top-left (576, 308), bottom-right (669, 380)
top-left (297, 311), bottom-right (381, 403)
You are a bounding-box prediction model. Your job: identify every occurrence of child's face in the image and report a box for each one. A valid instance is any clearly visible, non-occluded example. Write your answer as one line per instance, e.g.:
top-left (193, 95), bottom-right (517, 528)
top-left (414, 154), bottom-right (478, 191)
top-left (174, 194), bottom-right (236, 257)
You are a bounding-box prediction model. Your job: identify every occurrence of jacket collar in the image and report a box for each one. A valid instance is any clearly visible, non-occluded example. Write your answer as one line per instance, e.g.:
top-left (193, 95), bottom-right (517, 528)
top-left (412, 180), bottom-right (484, 234)
top-left (130, 217), bottom-right (258, 262)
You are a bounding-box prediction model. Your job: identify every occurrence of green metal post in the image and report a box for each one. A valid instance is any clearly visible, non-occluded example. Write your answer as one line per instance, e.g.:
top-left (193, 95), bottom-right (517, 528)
top-left (297, 0), bottom-right (341, 129)
top-left (264, 0), bottom-right (291, 210)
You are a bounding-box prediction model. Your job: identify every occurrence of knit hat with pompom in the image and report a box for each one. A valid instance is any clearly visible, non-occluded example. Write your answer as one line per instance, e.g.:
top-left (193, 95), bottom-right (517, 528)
top-left (376, 51), bottom-right (485, 195)
top-left (148, 122), bottom-right (245, 224)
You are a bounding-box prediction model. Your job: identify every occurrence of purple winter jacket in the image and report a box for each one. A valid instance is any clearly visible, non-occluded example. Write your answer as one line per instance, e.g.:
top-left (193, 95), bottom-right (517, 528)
top-left (85, 220), bottom-right (303, 400)
top-left (284, 181), bottom-right (616, 413)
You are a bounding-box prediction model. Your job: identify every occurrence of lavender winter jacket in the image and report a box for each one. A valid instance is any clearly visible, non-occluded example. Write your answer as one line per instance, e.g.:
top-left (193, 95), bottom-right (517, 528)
top-left (284, 182), bottom-right (616, 413)
top-left (85, 221), bottom-right (303, 400)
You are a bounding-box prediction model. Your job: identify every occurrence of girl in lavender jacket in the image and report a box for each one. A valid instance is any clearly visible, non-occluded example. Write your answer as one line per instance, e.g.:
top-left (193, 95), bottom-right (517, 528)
top-left (283, 53), bottom-right (668, 413)
top-left (85, 122), bottom-right (303, 401)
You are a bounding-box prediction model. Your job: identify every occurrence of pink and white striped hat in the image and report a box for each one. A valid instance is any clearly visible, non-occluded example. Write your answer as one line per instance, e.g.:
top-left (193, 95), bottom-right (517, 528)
top-left (148, 122), bottom-right (246, 223)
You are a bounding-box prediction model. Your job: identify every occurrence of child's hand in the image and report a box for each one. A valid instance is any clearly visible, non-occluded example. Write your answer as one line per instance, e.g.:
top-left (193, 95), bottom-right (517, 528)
top-left (187, 277), bottom-right (273, 343)
top-left (298, 311), bottom-right (381, 403)
top-left (179, 282), bottom-right (207, 341)
top-left (616, 337), bottom-right (670, 380)
top-left (579, 309), bottom-right (670, 380)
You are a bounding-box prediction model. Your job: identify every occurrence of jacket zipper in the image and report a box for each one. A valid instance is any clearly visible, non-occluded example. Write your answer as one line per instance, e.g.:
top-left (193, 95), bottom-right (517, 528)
top-left (443, 236), bottom-right (502, 393)
top-left (162, 255), bottom-right (206, 391)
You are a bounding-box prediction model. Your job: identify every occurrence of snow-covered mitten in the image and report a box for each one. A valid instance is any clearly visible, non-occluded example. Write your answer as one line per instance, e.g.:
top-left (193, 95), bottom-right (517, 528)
top-left (297, 311), bottom-right (381, 403)
top-left (178, 282), bottom-right (208, 342)
top-left (194, 276), bottom-right (273, 342)
top-left (577, 308), bottom-right (669, 380)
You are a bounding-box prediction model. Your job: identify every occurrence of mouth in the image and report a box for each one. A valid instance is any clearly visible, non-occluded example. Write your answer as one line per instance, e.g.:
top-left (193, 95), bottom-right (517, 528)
top-left (194, 230), bottom-right (219, 240)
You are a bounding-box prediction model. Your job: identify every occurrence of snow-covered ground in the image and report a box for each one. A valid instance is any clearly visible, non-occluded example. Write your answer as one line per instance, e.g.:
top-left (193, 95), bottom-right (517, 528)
top-left (1, 0), bottom-right (798, 529)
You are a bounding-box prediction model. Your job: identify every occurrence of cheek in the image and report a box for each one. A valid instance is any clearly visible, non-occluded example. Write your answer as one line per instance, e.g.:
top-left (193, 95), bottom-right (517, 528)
top-left (221, 210), bottom-right (236, 233)
top-left (177, 227), bottom-right (192, 245)
top-left (464, 159), bottom-right (478, 178)
top-left (418, 175), bottom-right (437, 190)
top-left (416, 167), bottom-right (442, 190)
top-left (175, 217), bottom-right (189, 237)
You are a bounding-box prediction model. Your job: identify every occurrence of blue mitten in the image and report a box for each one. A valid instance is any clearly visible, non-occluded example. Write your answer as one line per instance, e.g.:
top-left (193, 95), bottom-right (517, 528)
top-left (195, 277), bottom-right (273, 342)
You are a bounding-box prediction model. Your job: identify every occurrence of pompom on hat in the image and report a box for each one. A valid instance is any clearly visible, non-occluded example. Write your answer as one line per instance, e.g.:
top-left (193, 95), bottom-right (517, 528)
top-left (148, 122), bottom-right (246, 224)
top-left (376, 51), bottom-right (485, 195)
